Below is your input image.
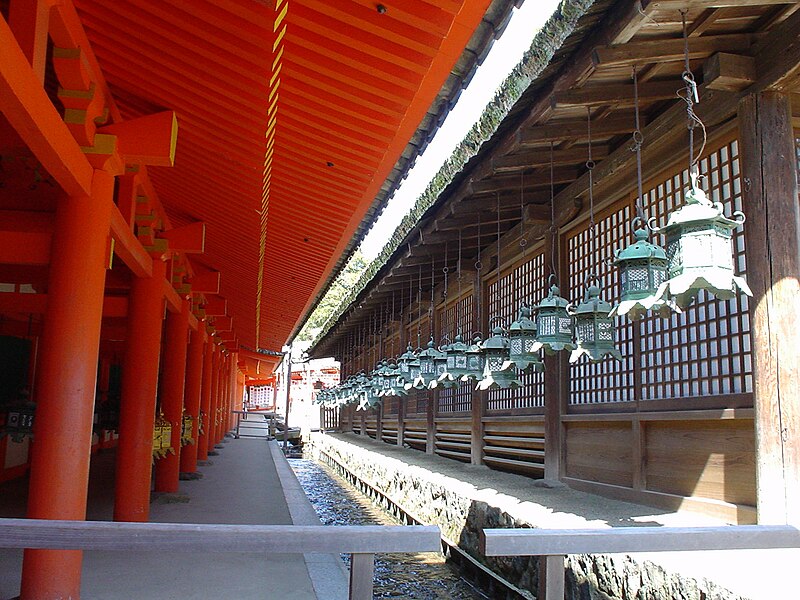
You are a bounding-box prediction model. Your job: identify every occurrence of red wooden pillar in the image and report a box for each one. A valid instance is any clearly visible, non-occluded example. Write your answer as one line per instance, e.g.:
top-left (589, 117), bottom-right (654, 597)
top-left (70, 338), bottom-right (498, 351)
top-left (197, 336), bottom-right (212, 460)
top-left (97, 355), bottom-right (112, 449)
top-left (113, 259), bottom-right (167, 522)
top-left (180, 327), bottom-right (205, 473)
top-left (207, 343), bottom-right (220, 452)
top-left (154, 300), bottom-right (190, 492)
top-left (20, 170), bottom-right (114, 600)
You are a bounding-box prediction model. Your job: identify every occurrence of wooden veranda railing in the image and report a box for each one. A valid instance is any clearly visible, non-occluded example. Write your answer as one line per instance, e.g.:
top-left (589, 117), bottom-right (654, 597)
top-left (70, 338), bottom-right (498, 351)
top-left (481, 524), bottom-right (800, 600)
top-left (0, 518), bottom-right (441, 600)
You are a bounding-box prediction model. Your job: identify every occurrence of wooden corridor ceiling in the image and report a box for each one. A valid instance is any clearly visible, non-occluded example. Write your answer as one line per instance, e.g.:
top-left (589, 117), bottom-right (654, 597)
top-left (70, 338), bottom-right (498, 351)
top-left (71, 0), bottom-right (496, 353)
top-left (312, 0), bottom-right (800, 356)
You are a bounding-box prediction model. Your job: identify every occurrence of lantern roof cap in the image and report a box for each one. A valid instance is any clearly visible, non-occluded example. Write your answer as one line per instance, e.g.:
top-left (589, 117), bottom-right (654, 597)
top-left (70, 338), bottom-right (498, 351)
top-left (658, 184), bottom-right (743, 231)
top-left (615, 226), bottom-right (667, 263)
top-left (448, 334), bottom-right (469, 353)
top-left (481, 326), bottom-right (509, 350)
top-left (509, 304), bottom-right (536, 333)
top-left (534, 284), bottom-right (571, 310)
top-left (573, 284), bottom-right (613, 315)
top-left (418, 338), bottom-right (445, 359)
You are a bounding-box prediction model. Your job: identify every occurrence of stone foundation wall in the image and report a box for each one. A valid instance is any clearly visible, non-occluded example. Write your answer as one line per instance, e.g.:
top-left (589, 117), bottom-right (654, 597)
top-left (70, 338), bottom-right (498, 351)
top-left (310, 433), bottom-right (748, 600)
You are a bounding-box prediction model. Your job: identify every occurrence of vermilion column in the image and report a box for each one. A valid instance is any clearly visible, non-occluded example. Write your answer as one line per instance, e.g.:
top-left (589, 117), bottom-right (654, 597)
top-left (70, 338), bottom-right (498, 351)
top-left (114, 259), bottom-right (167, 522)
top-left (207, 343), bottom-right (220, 453)
top-left (154, 300), bottom-right (190, 492)
top-left (197, 336), bottom-right (212, 460)
top-left (180, 327), bottom-right (205, 473)
top-left (216, 352), bottom-right (228, 443)
top-left (21, 170), bottom-right (114, 600)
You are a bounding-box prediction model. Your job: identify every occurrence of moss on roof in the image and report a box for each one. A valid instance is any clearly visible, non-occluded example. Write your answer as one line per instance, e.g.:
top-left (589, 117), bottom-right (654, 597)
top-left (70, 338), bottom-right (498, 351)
top-left (310, 0), bottom-right (596, 350)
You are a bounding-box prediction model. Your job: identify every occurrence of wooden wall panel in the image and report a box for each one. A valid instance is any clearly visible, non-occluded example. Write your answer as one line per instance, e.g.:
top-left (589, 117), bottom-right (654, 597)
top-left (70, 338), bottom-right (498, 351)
top-left (566, 422), bottom-right (633, 487)
top-left (646, 420), bottom-right (755, 506)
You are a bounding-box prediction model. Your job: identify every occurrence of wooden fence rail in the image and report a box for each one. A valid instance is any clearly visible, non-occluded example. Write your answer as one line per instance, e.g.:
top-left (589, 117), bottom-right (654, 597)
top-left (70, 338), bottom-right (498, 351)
top-left (481, 525), bottom-right (800, 600)
top-left (0, 518), bottom-right (442, 600)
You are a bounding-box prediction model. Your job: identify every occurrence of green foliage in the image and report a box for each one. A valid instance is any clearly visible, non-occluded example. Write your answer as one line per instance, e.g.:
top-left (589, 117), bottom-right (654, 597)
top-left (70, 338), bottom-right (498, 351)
top-left (308, 0), bottom-right (595, 350)
top-left (296, 250), bottom-right (369, 342)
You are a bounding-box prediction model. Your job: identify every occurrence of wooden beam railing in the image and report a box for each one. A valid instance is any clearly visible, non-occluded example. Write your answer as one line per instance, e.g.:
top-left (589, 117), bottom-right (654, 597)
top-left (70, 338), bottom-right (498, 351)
top-left (0, 518), bottom-right (442, 600)
top-left (481, 525), bottom-right (800, 600)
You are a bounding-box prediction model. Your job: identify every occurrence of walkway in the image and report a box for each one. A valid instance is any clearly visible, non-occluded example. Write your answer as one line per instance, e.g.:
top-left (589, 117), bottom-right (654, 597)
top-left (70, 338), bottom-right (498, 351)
top-left (0, 436), bottom-right (349, 600)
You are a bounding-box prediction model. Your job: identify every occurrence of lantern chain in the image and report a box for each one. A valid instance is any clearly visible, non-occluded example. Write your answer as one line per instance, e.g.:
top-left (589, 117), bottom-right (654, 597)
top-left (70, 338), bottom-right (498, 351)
top-left (457, 228), bottom-right (463, 336)
top-left (494, 192), bottom-right (502, 325)
top-left (549, 141), bottom-right (558, 282)
top-left (475, 210), bottom-right (483, 337)
top-left (442, 241), bottom-right (449, 305)
top-left (417, 265), bottom-right (422, 349)
top-left (631, 65), bottom-right (646, 224)
top-left (429, 259), bottom-right (435, 340)
top-left (679, 10), bottom-right (706, 179)
top-left (586, 107), bottom-right (599, 283)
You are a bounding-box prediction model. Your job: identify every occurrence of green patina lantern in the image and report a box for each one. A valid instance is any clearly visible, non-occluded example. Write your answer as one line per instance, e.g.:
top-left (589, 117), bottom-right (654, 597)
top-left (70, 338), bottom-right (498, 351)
top-left (1, 400), bottom-right (36, 443)
top-left (463, 335), bottom-right (485, 381)
top-left (397, 345), bottom-right (416, 380)
top-left (532, 277), bottom-right (576, 354)
top-left (387, 360), bottom-right (408, 397)
top-left (430, 339), bottom-right (456, 389)
top-left (406, 348), bottom-right (422, 390)
top-left (569, 282), bottom-right (623, 364)
top-left (376, 360), bottom-right (393, 396)
top-left (610, 218), bottom-right (675, 320)
top-left (508, 304), bottom-right (544, 372)
top-left (650, 174), bottom-right (750, 309)
top-left (413, 338), bottom-right (442, 389)
top-left (476, 326), bottom-right (521, 390)
top-left (439, 333), bottom-right (470, 384)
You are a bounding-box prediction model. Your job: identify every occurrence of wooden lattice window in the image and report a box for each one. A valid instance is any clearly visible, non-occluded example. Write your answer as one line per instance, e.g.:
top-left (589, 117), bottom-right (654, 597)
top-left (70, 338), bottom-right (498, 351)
top-left (486, 251), bottom-right (546, 412)
top-left (638, 140), bottom-right (752, 401)
top-left (438, 293), bottom-right (474, 414)
top-left (566, 138), bottom-right (752, 408)
top-left (567, 203), bottom-right (636, 405)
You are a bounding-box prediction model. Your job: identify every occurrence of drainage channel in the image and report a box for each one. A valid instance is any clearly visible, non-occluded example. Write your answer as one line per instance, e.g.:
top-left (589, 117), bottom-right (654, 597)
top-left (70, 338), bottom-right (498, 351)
top-left (288, 456), bottom-right (487, 600)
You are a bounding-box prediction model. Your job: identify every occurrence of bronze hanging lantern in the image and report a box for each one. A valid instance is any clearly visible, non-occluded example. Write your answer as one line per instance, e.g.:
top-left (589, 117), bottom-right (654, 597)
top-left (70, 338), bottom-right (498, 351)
top-left (532, 277), bottom-right (576, 354)
top-left (414, 338), bottom-right (442, 389)
top-left (463, 335), bottom-right (485, 381)
top-left (610, 66), bottom-right (676, 320)
top-left (508, 304), bottom-right (544, 372)
top-left (1, 400), bottom-right (35, 443)
top-left (430, 338), bottom-right (455, 389)
top-left (440, 333), bottom-right (470, 384)
top-left (650, 175), bottom-right (750, 310)
top-left (476, 326), bottom-right (521, 390)
top-left (570, 280), bottom-right (623, 363)
top-left (611, 219), bottom-right (674, 319)
top-left (388, 360), bottom-right (408, 396)
top-left (397, 345), bottom-right (416, 380)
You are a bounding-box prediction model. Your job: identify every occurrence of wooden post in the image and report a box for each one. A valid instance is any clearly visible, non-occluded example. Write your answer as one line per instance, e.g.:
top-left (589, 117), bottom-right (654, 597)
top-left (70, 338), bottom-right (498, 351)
top-left (20, 170), bottom-right (113, 599)
top-left (738, 91), bottom-right (800, 526)
top-left (349, 553), bottom-right (374, 600)
top-left (471, 270), bottom-right (485, 465)
top-left (538, 555), bottom-right (565, 600)
top-left (544, 234), bottom-right (565, 481)
top-left (207, 344), bottom-right (220, 451)
top-left (114, 258), bottom-right (167, 522)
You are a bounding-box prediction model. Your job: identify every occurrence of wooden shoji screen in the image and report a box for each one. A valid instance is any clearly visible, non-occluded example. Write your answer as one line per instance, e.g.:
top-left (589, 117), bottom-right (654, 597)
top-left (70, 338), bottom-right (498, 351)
top-left (566, 137), bottom-right (752, 409)
top-left (638, 140), bottom-right (752, 403)
top-left (437, 292), bottom-right (473, 414)
top-left (405, 316), bottom-right (431, 414)
top-left (485, 250), bottom-right (546, 412)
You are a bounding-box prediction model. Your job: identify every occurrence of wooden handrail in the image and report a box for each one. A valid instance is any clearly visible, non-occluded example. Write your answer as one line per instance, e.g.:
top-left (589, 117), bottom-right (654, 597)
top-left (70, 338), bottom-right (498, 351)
top-left (481, 525), bottom-right (800, 600)
top-left (0, 518), bottom-right (440, 553)
top-left (481, 524), bottom-right (800, 556)
top-left (0, 519), bottom-right (442, 600)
